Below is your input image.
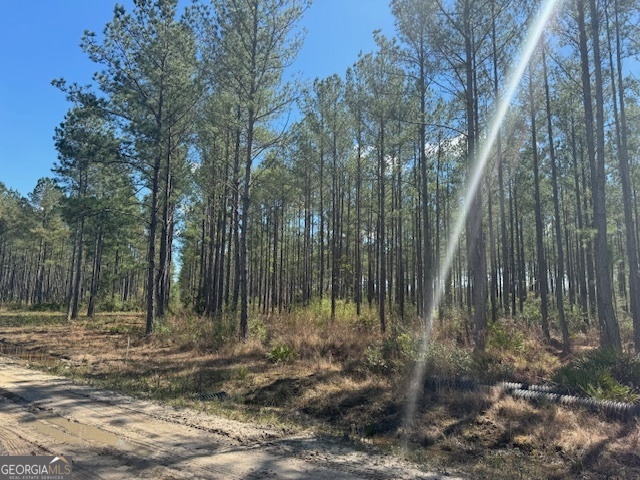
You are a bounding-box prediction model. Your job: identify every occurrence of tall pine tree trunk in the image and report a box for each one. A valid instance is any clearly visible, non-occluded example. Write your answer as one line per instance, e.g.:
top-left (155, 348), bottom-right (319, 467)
top-left (145, 153), bottom-right (161, 335)
top-left (583, 0), bottom-right (621, 348)
top-left (542, 48), bottom-right (570, 352)
top-left (529, 69), bottom-right (551, 341)
top-left (239, 106), bottom-right (255, 341)
top-left (611, 0), bottom-right (640, 350)
top-left (464, 0), bottom-right (487, 350)
top-left (378, 120), bottom-right (386, 334)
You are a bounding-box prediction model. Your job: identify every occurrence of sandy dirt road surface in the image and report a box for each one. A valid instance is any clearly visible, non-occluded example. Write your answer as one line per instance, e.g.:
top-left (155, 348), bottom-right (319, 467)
top-left (0, 356), bottom-right (462, 479)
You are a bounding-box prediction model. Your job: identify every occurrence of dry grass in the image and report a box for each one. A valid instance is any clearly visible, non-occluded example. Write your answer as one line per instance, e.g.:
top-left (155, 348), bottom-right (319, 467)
top-left (0, 305), bottom-right (639, 479)
top-left (412, 388), bottom-right (640, 479)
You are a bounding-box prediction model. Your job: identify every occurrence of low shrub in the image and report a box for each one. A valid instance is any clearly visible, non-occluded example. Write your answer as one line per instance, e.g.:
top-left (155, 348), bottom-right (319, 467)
top-left (422, 343), bottom-right (475, 378)
top-left (249, 317), bottom-right (268, 343)
top-left (364, 330), bottom-right (420, 374)
top-left (519, 297), bottom-right (543, 326)
top-left (153, 317), bottom-right (174, 336)
top-left (487, 320), bottom-right (525, 353)
top-left (421, 343), bottom-right (516, 381)
top-left (266, 345), bottom-right (297, 363)
top-left (99, 298), bottom-right (141, 312)
top-left (29, 302), bottom-right (64, 312)
top-left (554, 348), bottom-right (640, 402)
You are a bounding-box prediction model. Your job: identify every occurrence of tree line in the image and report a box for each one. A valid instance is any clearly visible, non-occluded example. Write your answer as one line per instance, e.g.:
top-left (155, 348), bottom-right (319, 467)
top-left (1, 0), bottom-right (640, 354)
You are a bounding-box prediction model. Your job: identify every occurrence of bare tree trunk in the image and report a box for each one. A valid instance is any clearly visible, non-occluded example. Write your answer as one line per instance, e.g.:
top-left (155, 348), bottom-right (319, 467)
top-left (145, 153), bottom-right (161, 335)
top-left (87, 227), bottom-right (103, 318)
top-left (157, 147), bottom-right (172, 319)
top-left (581, 0), bottom-right (621, 348)
top-left (239, 105), bottom-right (255, 341)
top-left (355, 124), bottom-right (363, 315)
top-left (492, 6), bottom-right (510, 316)
top-left (488, 181), bottom-right (498, 323)
top-left (528, 68), bottom-right (550, 341)
top-left (319, 142), bottom-right (325, 299)
top-left (542, 48), bottom-right (570, 352)
top-left (610, 0), bottom-right (640, 350)
top-left (419, 57), bottom-right (432, 327)
top-left (231, 113), bottom-right (242, 311)
top-left (378, 120), bottom-right (387, 334)
top-left (571, 120), bottom-right (589, 327)
top-left (464, 0), bottom-right (487, 350)
top-left (331, 128), bottom-right (338, 321)
top-left (271, 207), bottom-right (279, 314)
top-left (414, 155), bottom-right (424, 317)
top-left (71, 217), bottom-right (85, 320)
top-left (66, 224), bottom-right (79, 321)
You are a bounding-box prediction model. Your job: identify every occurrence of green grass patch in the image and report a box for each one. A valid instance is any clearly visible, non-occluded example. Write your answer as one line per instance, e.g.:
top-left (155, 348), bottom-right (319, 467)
top-left (554, 348), bottom-right (640, 402)
top-left (0, 312), bottom-right (69, 327)
top-left (266, 345), bottom-right (297, 363)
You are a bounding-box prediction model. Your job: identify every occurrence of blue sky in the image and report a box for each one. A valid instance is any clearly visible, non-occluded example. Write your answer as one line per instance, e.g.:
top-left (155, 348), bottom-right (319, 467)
top-left (0, 0), bottom-right (395, 197)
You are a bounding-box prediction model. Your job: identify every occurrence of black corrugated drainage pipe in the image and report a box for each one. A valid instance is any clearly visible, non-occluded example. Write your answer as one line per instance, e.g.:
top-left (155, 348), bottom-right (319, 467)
top-left (424, 376), bottom-right (640, 420)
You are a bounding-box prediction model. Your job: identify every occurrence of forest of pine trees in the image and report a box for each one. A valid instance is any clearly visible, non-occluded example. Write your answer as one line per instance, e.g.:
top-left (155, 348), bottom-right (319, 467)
top-left (2, 0), bottom-right (640, 354)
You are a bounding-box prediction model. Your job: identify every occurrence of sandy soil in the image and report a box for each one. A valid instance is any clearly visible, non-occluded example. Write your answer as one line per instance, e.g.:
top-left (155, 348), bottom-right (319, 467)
top-left (0, 356), bottom-right (462, 479)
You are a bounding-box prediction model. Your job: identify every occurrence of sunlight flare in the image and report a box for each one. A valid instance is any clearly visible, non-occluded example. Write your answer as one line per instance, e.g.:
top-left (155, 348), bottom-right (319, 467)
top-left (402, 0), bottom-right (564, 443)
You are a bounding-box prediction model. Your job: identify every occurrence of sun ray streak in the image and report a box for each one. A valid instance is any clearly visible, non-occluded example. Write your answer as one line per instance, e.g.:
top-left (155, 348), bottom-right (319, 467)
top-left (402, 0), bottom-right (563, 444)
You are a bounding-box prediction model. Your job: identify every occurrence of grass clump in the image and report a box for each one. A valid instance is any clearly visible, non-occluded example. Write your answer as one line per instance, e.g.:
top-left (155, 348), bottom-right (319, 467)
top-left (422, 343), bottom-right (475, 377)
top-left (266, 345), bottom-right (297, 363)
top-left (249, 317), bottom-right (268, 343)
top-left (364, 330), bottom-right (420, 374)
top-left (98, 298), bottom-right (141, 312)
top-left (554, 348), bottom-right (640, 402)
top-left (487, 321), bottom-right (525, 353)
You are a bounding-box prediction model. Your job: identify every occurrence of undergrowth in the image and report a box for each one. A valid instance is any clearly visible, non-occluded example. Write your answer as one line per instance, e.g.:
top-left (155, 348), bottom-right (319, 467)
top-left (4, 300), bottom-right (640, 480)
top-left (266, 345), bottom-right (297, 363)
top-left (554, 348), bottom-right (640, 402)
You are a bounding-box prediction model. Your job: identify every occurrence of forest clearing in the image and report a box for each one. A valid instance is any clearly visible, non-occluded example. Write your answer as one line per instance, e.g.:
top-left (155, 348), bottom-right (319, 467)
top-left (0, 307), bottom-right (639, 479)
top-left (2, 0), bottom-right (640, 477)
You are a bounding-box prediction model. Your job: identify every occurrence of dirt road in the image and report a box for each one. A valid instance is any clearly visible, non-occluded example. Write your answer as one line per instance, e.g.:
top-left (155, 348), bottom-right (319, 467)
top-left (0, 356), bottom-right (461, 479)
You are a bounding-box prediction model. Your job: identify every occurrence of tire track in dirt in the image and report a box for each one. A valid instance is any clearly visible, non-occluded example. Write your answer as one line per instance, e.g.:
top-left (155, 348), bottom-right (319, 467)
top-left (0, 411), bottom-right (48, 456)
top-left (0, 356), bottom-right (462, 479)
